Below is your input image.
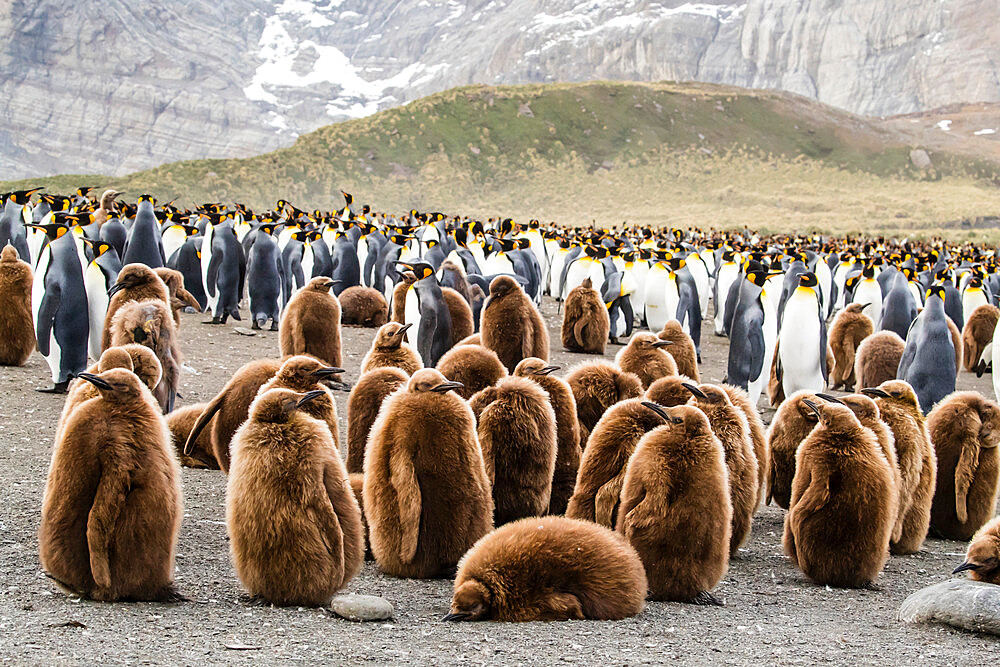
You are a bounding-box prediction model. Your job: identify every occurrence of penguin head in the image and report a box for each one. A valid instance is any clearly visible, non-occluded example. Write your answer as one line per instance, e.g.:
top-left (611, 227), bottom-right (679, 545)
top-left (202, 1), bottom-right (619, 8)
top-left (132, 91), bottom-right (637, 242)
top-left (628, 332), bottom-right (673, 353)
top-left (666, 257), bottom-right (685, 272)
top-left (926, 284), bottom-right (946, 302)
top-left (681, 383), bottom-right (732, 416)
top-left (96, 347), bottom-right (135, 374)
top-left (513, 358), bottom-right (560, 377)
top-left (137, 194), bottom-right (156, 206)
top-left (114, 344), bottom-right (163, 390)
top-left (76, 368), bottom-right (146, 403)
top-left (861, 381), bottom-right (921, 415)
top-left (746, 268), bottom-right (773, 288)
top-left (374, 322), bottom-right (412, 350)
top-left (797, 272), bottom-right (818, 290)
top-left (300, 278), bottom-right (333, 294)
top-left (517, 237), bottom-right (531, 250)
top-left (800, 398), bottom-right (860, 432)
top-left (9, 187), bottom-right (43, 205)
top-left (81, 238), bottom-right (114, 259)
top-left (408, 368), bottom-right (463, 394)
top-left (425, 239), bottom-right (439, 249)
top-left (968, 276), bottom-right (984, 289)
top-left (487, 275), bottom-right (520, 300)
top-left (397, 261), bottom-right (435, 282)
top-left (250, 387), bottom-right (328, 424)
top-left (640, 402), bottom-right (713, 440)
top-left (275, 355), bottom-right (345, 392)
top-left (821, 393), bottom-right (878, 427)
top-left (955, 532), bottom-right (1000, 579)
top-left (844, 302), bottom-right (869, 315)
top-left (108, 264), bottom-right (161, 297)
top-left (444, 579), bottom-right (491, 622)
top-left (0, 244), bottom-right (21, 263)
top-left (25, 222), bottom-right (70, 240)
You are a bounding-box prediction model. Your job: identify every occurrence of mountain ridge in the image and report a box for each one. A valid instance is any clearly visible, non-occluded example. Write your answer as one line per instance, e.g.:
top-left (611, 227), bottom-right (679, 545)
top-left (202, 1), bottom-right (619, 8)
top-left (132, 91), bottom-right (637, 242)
top-left (1, 0), bottom-right (998, 178)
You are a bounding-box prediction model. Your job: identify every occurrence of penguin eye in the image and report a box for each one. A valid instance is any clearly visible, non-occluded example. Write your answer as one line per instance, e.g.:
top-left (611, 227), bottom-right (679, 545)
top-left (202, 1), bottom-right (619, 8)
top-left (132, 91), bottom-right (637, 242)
top-left (671, 417), bottom-right (684, 425)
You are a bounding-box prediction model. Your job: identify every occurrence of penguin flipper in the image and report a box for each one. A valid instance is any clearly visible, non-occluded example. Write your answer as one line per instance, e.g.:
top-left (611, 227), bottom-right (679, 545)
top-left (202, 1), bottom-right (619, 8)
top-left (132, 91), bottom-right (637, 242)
top-left (594, 468), bottom-right (628, 528)
top-left (818, 307), bottom-right (829, 384)
top-left (87, 463), bottom-right (133, 591)
top-left (184, 391), bottom-right (226, 456)
top-left (35, 282), bottom-right (62, 357)
top-left (897, 335), bottom-right (918, 379)
top-left (388, 443), bottom-right (422, 564)
top-left (746, 324), bottom-right (766, 384)
top-left (316, 464), bottom-right (348, 578)
top-left (206, 250), bottom-right (221, 298)
top-left (954, 435), bottom-right (980, 525)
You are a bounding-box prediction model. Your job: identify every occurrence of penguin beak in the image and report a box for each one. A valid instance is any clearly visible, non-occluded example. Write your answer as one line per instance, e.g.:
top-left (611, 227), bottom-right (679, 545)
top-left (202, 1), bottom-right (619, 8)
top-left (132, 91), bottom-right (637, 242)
top-left (953, 561), bottom-right (980, 574)
top-left (681, 382), bottom-right (707, 399)
top-left (431, 381), bottom-right (464, 393)
top-left (310, 367), bottom-right (346, 378)
top-left (801, 399), bottom-right (823, 419)
top-left (397, 323), bottom-right (413, 336)
top-left (651, 340), bottom-right (673, 348)
top-left (107, 281), bottom-right (127, 297)
top-left (815, 393), bottom-right (845, 405)
top-left (640, 401), bottom-right (670, 421)
top-left (860, 388), bottom-right (890, 399)
top-left (78, 372), bottom-right (113, 391)
top-left (296, 390), bottom-right (327, 407)
top-left (396, 262), bottom-right (414, 271)
top-left (534, 366), bottom-right (560, 376)
top-left (441, 612), bottom-right (472, 622)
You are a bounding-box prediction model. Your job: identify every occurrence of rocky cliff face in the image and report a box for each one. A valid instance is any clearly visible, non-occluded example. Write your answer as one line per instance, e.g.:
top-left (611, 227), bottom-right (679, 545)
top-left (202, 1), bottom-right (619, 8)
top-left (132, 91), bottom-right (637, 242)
top-left (1, 0), bottom-right (997, 179)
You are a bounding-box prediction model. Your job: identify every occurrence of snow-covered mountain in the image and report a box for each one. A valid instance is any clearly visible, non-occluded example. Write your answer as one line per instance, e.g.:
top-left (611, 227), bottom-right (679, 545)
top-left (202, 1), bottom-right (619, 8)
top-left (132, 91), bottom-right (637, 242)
top-left (1, 0), bottom-right (997, 179)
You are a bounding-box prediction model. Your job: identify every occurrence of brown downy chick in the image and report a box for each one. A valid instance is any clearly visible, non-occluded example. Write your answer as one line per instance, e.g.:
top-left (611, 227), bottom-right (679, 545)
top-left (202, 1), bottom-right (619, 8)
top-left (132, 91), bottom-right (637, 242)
top-left (514, 358), bottom-right (581, 515)
top-left (561, 277), bottom-right (609, 355)
top-left (154, 267), bottom-right (202, 325)
top-left (339, 286), bottom-right (389, 328)
top-left (102, 263), bottom-right (170, 351)
top-left (684, 382), bottom-right (758, 555)
top-left (346, 366), bottom-right (409, 474)
top-left (766, 390), bottom-right (821, 509)
top-left (617, 403), bottom-right (731, 604)
top-left (954, 516), bottom-right (1000, 584)
top-left (862, 380), bottom-right (937, 554)
top-left (446, 516), bottom-right (646, 622)
top-left (855, 331), bottom-right (905, 389)
top-left (480, 275), bottom-right (549, 372)
top-left (783, 399), bottom-right (896, 589)
top-left (615, 332), bottom-right (677, 389)
top-left (927, 391), bottom-right (1000, 541)
top-left (364, 369), bottom-right (493, 578)
top-left (469, 376), bottom-right (557, 526)
top-left (657, 319), bottom-right (700, 381)
top-left (565, 360), bottom-right (644, 441)
top-left (108, 299), bottom-right (181, 413)
top-left (0, 244), bottom-right (34, 366)
top-left (227, 388), bottom-right (363, 606)
top-left (566, 398), bottom-right (667, 528)
top-left (828, 303), bottom-right (873, 390)
top-left (279, 277), bottom-right (343, 369)
top-left (39, 369), bottom-right (182, 601)
top-left (436, 344), bottom-right (506, 400)
top-left (361, 322), bottom-right (423, 375)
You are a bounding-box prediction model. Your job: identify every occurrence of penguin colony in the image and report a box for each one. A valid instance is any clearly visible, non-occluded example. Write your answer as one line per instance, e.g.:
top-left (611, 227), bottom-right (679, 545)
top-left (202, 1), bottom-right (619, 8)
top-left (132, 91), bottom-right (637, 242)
top-left (3, 188), bottom-right (999, 617)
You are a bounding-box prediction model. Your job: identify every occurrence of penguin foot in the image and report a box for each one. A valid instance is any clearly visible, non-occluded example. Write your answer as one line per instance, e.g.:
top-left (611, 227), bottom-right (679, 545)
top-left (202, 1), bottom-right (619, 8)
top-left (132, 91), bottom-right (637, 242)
top-left (251, 321), bottom-right (261, 330)
top-left (202, 318), bottom-right (223, 325)
top-left (687, 591), bottom-right (723, 606)
top-left (36, 381), bottom-right (70, 394)
top-left (270, 323), bottom-right (279, 332)
top-left (859, 581), bottom-right (882, 592)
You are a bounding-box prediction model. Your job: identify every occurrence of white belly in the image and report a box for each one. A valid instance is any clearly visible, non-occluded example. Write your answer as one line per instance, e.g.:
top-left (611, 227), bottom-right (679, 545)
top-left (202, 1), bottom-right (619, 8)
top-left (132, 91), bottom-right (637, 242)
top-left (714, 264), bottom-right (738, 335)
top-left (85, 263), bottom-right (109, 360)
top-left (747, 294), bottom-right (778, 406)
top-left (644, 267), bottom-right (670, 332)
top-left (404, 285), bottom-right (422, 348)
top-left (992, 318), bottom-right (1000, 403)
top-left (563, 258), bottom-right (592, 299)
top-left (963, 290), bottom-right (989, 326)
top-left (853, 281), bottom-right (883, 328)
top-left (778, 292), bottom-right (825, 396)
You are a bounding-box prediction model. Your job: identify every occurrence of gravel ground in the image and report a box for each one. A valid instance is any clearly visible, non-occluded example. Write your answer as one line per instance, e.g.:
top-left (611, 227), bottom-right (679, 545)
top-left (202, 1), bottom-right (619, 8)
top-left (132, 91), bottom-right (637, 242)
top-left (2, 298), bottom-right (998, 665)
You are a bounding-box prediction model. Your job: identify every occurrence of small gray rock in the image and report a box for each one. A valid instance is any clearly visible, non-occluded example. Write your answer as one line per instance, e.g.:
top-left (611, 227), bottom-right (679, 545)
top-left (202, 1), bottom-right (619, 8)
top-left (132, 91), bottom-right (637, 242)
top-left (899, 579), bottom-right (1000, 636)
top-left (330, 594), bottom-right (394, 622)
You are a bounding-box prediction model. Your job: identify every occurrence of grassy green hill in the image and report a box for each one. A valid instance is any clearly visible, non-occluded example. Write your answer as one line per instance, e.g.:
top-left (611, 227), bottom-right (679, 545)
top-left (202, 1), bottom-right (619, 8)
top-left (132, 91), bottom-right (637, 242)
top-left (5, 81), bottom-right (1000, 237)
